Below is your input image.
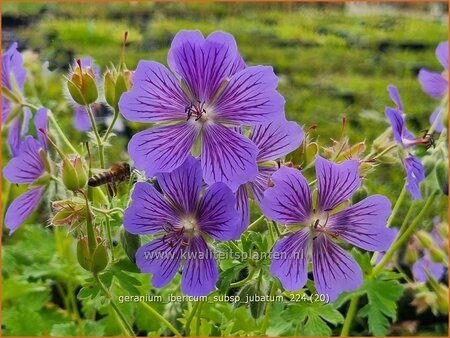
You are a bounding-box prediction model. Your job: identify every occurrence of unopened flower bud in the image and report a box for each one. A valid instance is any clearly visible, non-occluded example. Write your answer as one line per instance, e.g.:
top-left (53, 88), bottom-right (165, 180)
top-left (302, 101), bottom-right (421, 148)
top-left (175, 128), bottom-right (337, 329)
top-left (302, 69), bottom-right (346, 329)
top-left (104, 69), bottom-right (133, 110)
top-left (67, 60), bottom-right (98, 105)
top-left (62, 156), bottom-right (88, 192)
top-left (77, 236), bottom-right (109, 272)
top-left (435, 160), bottom-right (448, 195)
top-left (405, 242), bottom-right (418, 265)
top-left (437, 284), bottom-right (449, 314)
top-left (120, 227), bottom-right (140, 263)
top-left (416, 231), bottom-right (434, 249)
top-left (429, 246), bottom-right (446, 263)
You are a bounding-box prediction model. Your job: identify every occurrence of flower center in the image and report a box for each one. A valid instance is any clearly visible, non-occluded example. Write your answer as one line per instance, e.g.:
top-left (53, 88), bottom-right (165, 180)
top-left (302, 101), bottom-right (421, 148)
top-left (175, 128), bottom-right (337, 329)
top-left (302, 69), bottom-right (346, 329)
top-left (186, 100), bottom-right (209, 122)
top-left (403, 132), bottom-right (435, 149)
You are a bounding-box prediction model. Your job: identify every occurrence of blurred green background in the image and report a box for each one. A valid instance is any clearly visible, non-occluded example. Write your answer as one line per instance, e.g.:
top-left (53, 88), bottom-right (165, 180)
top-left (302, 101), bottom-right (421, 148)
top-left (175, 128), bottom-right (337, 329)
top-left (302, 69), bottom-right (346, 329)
top-left (1, 2), bottom-right (448, 336)
top-left (2, 1), bottom-right (448, 209)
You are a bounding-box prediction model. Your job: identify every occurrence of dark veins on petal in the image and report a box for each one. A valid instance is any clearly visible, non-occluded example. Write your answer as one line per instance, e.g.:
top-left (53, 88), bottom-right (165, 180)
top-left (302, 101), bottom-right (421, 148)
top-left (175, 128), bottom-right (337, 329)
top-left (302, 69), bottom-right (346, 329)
top-left (203, 125), bottom-right (255, 183)
top-left (319, 164), bottom-right (358, 211)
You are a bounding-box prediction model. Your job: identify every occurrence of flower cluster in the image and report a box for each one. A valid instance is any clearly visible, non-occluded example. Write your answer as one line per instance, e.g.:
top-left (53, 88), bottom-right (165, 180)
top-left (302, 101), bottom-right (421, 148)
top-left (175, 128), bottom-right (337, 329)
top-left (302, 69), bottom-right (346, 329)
top-left (2, 33), bottom-right (447, 303)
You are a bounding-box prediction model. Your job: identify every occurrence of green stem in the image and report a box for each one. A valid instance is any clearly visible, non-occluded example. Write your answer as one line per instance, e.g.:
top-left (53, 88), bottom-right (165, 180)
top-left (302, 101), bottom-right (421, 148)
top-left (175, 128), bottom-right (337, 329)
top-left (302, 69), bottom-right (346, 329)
top-left (47, 110), bottom-right (79, 154)
top-left (371, 143), bottom-right (397, 161)
top-left (372, 193), bottom-right (437, 276)
top-left (261, 281), bottom-right (277, 335)
top-left (140, 301), bottom-right (181, 336)
top-left (230, 268), bottom-right (255, 288)
top-left (195, 301), bottom-right (203, 336)
top-left (340, 296), bottom-right (359, 336)
top-left (85, 104), bottom-right (105, 168)
top-left (228, 241), bottom-right (243, 254)
top-left (246, 215), bottom-right (265, 232)
top-left (93, 273), bottom-right (135, 336)
top-left (397, 202), bottom-right (415, 235)
top-left (102, 108), bottom-right (120, 143)
top-left (185, 301), bottom-right (201, 336)
top-left (387, 184), bottom-right (407, 228)
top-left (105, 217), bottom-right (115, 261)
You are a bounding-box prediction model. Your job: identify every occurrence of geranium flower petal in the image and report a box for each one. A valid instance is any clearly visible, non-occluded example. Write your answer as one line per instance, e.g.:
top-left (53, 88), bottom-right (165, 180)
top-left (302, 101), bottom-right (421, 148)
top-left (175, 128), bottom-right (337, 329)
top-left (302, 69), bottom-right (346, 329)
top-left (156, 156), bottom-right (202, 214)
top-left (260, 166), bottom-right (312, 224)
top-left (436, 41), bottom-right (448, 71)
top-left (34, 108), bottom-right (48, 149)
top-left (270, 228), bottom-right (310, 291)
top-left (8, 107), bottom-right (32, 156)
top-left (387, 85), bottom-right (403, 111)
top-left (418, 69), bottom-right (448, 98)
top-left (403, 154), bottom-right (425, 200)
top-left (3, 136), bottom-right (45, 184)
top-left (74, 105), bottom-right (92, 131)
top-left (214, 66), bottom-right (285, 125)
top-left (235, 184), bottom-right (250, 237)
top-left (201, 122), bottom-right (258, 191)
top-left (123, 182), bottom-right (180, 235)
top-left (430, 108), bottom-right (444, 133)
top-left (250, 121), bottom-right (303, 162)
top-left (312, 235), bottom-right (363, 302)
top-left (119, 61), bottom-right (189, 123)
top-left (316, 155), bottom-right (360, 212)
top-left (5, 187), bottom-right (43, 234)
top-left (128, 121), bottom-right (200, 177)
top-left (168, 30), bottom-right (238, 102)
top-left (412, 256), bottom-right (445, 283)
top-left (135, 234), bottom-right (184, 288)
top-left (2, 42), bottom-right (27, 90)
top-left (197, 182), bottom-right (239, 240)
top-left (250, 165), bottom-right (277, 206)
top-left (181, 235), bottom-right (218, 296)
top-left (327, 195), bottom-right (395, 251)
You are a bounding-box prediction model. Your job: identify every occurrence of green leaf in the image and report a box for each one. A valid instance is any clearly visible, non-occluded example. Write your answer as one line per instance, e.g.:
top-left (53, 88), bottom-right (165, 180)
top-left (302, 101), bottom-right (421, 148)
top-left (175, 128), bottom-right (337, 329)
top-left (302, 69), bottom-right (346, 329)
top-left (358, 276), bottom-right (404, 336)
top-left (3, 306), bottom-right (44, 336)
top-left (83, 320), bottom-right (105, 336)
top-left (50, 323), bottom-right (78, 336)
top-left (286, 302), bottom-right (344, 336)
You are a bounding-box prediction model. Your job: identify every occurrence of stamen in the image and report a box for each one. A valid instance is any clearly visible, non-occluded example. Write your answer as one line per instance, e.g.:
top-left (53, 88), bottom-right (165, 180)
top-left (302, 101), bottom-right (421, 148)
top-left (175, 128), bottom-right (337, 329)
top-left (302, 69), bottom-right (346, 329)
top-left (186, 101), bottom-right (206, 121)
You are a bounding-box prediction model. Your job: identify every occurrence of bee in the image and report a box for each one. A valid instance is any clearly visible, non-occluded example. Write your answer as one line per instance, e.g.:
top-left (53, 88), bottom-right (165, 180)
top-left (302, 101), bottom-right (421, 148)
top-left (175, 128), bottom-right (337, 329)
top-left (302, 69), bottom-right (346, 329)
top-left (88, 162), bottom-right (131, 197)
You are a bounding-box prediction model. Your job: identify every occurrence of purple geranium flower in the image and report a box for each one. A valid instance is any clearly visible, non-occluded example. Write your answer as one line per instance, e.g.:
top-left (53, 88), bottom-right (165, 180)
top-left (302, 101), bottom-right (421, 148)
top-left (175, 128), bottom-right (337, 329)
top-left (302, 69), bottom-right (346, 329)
top-left (412, 255), bottom-right (445, 283)
top-left (260, 155), bottom-right (396, 301)
top-left (3, 108), bottom-right (49, 234)
top-left (119, 30), bottom-right (285, 191)
top-left (68, 57), bottom-right (100, 131)
top-left (418, 41), bottom-right (448, 99)
top-left (123, 156), bottom-right (239, 296)
top-left (235, 121), bottom-right (303, 235)
top-left (2, 42), bottom-right (27, 122)
top-left (385, 85), bottom-right (425, 200)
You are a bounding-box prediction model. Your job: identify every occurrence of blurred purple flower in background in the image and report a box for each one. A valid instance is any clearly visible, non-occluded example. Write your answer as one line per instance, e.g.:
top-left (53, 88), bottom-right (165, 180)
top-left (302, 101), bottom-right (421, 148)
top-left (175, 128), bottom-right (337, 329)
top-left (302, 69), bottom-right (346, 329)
top-left (119, 30), bottom-right (285, 191)
top-left (412, 255), bottom-right (445, 283)
top-left (385, 85), bottom-right (425, 200)
top-left (418, 41), bottom-right (448, 99)
top-left (235, 121), bottom-right (303, 236)
top-left (261, 156), bottom-right (396, 301)
top-left (3, 108), bottom-right (49, 234)
top-left (2, 42), bottom-right (27, 122)
top-left (123, 156), bottom-right (239, 296)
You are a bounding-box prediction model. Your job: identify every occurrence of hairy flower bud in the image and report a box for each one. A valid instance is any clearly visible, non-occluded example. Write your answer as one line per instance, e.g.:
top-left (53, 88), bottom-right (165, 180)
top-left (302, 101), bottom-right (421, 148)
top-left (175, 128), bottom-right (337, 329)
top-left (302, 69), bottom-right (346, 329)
top-left (51, 198), bottom-right (90, 231)
top-left (352, 186), bottom-right (368, 204)
top-left (104, 69), bottom-right (133, 110)
top-left (405, 242), bottom-right (418, 265)
top-left (67, 60), bottom-right (98, 105)
top-left (437, 285), bottom-right (449, 314)
top-left (62, 156), bottom-right (88, 192)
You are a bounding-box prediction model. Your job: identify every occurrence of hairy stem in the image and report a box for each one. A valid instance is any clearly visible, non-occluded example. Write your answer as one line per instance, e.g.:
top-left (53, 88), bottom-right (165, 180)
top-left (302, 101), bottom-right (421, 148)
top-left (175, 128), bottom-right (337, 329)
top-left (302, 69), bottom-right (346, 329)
top-left (102, 108), bottom-right (120, 143)
top-left (185, 301), bottom-right (201, 336)
top-left (261, 281), bottom-right (277, 335)
top-left (85, 104), bottom-right (105, 168)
